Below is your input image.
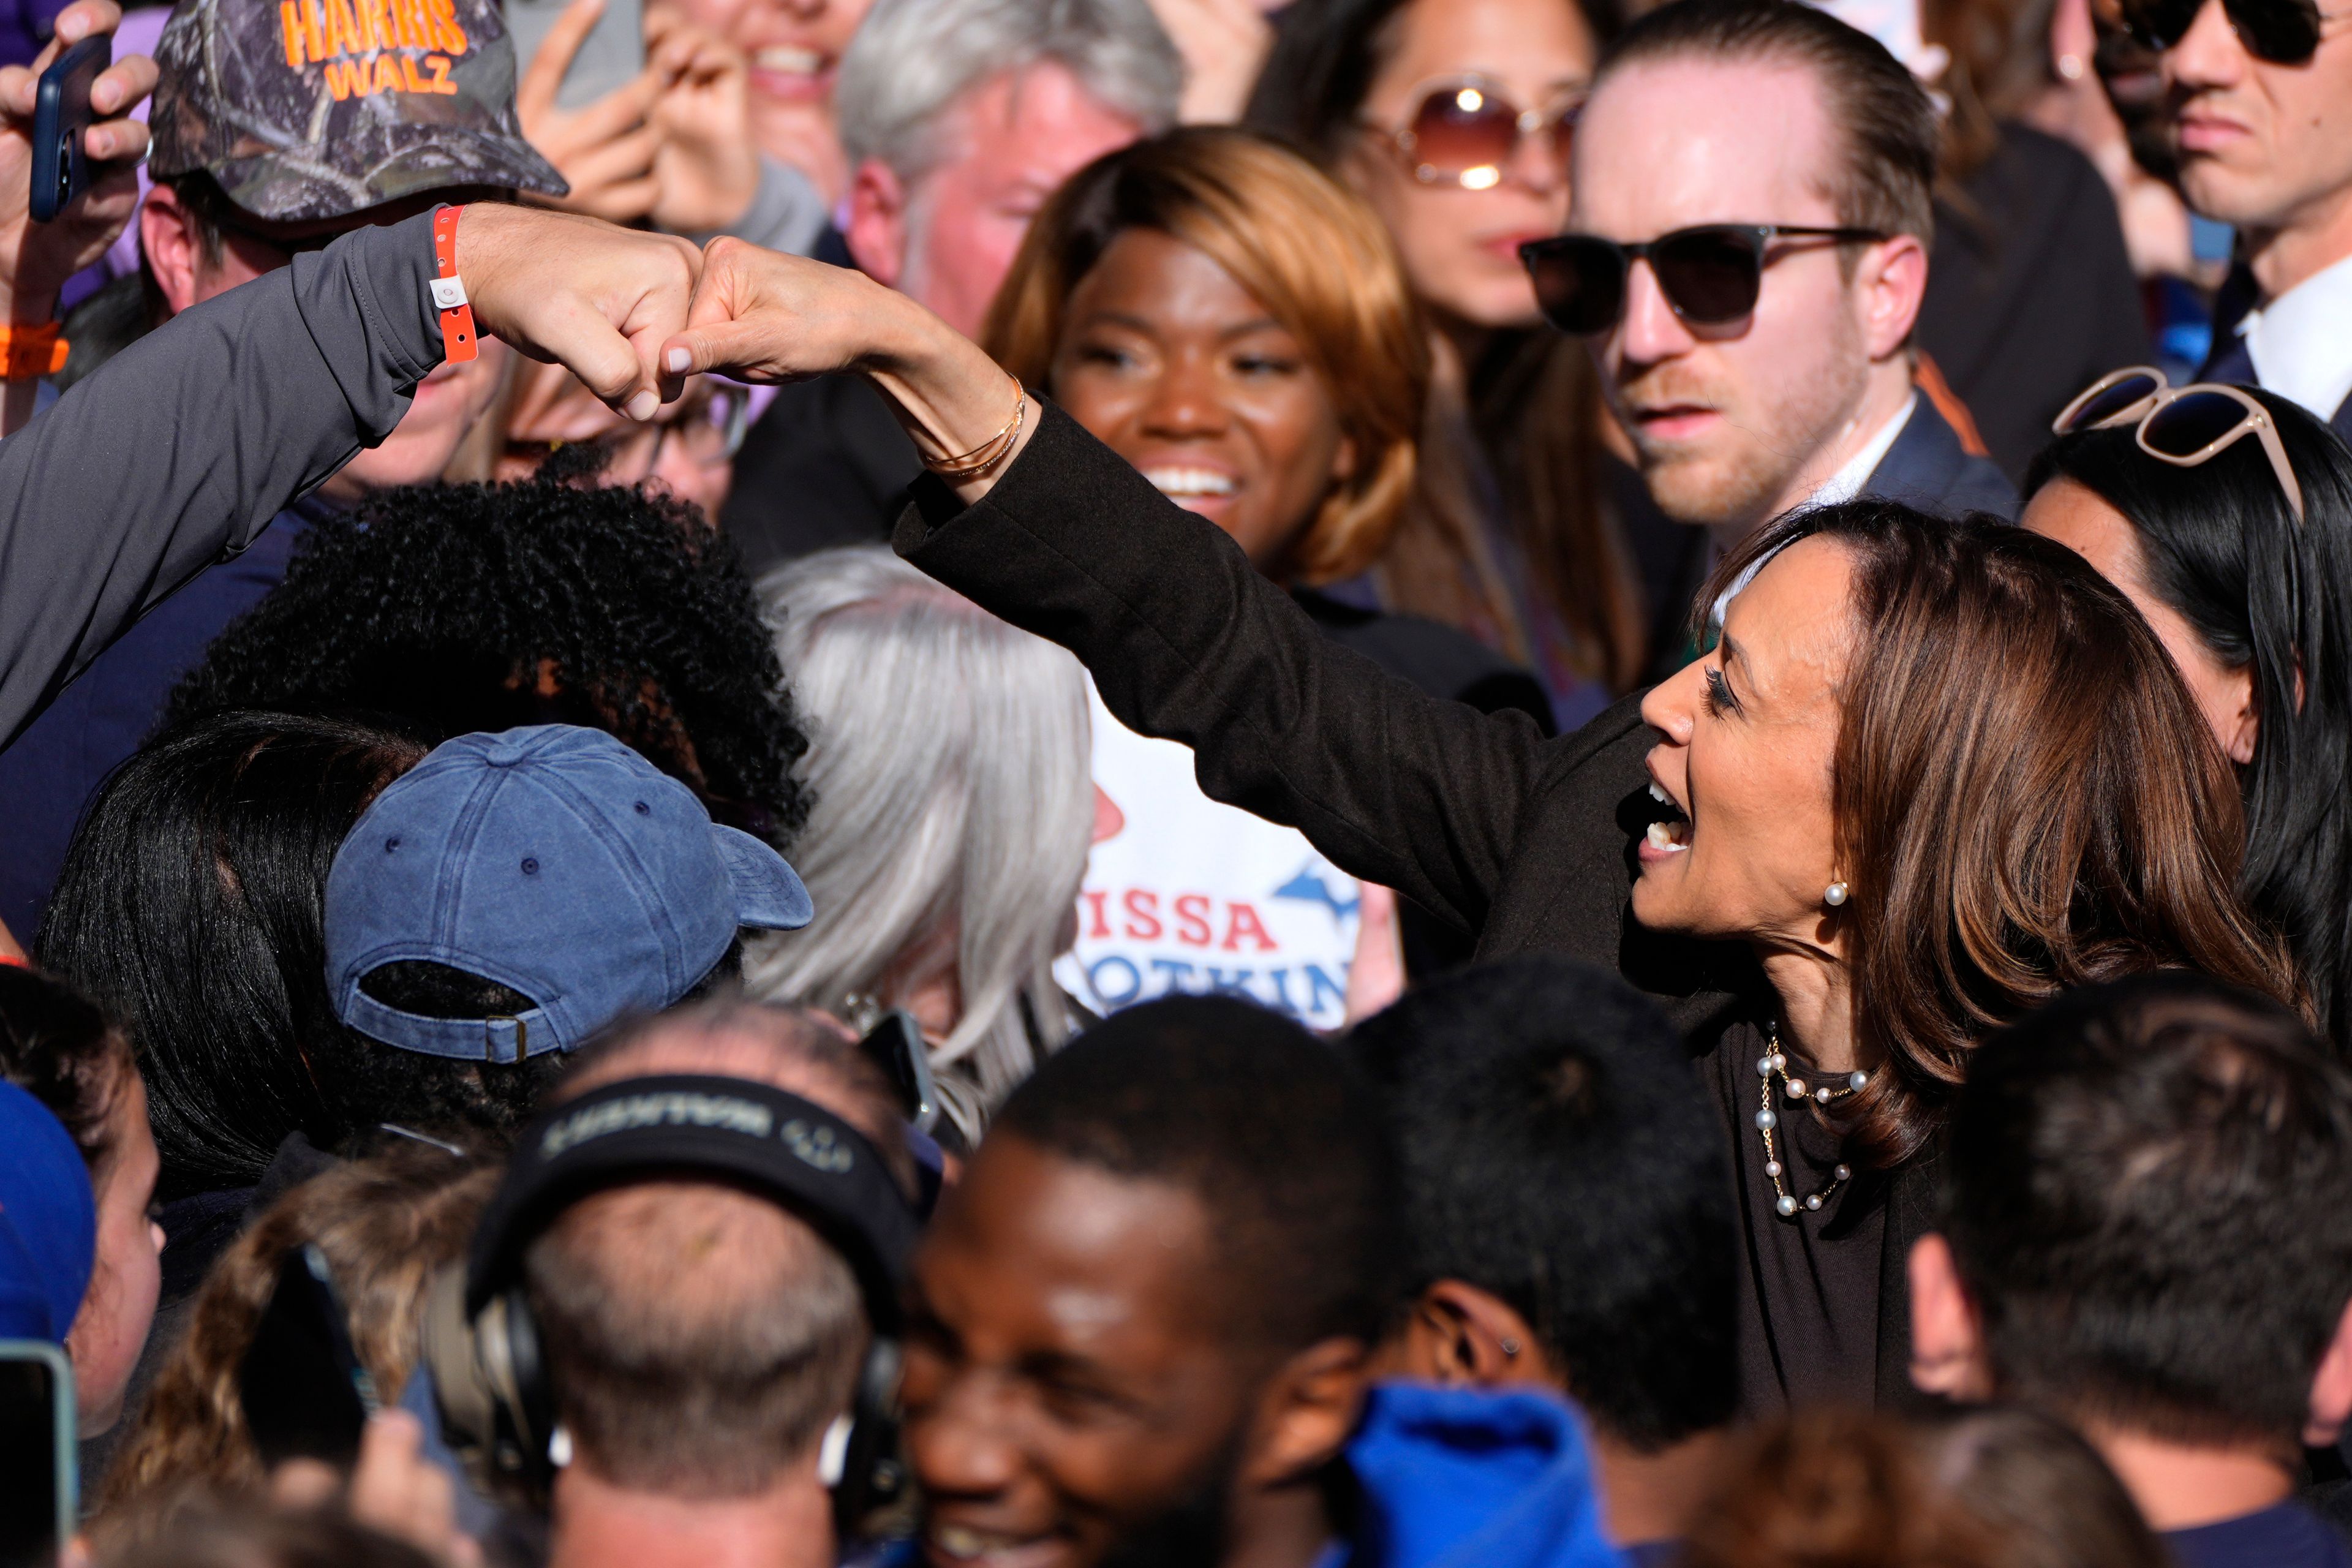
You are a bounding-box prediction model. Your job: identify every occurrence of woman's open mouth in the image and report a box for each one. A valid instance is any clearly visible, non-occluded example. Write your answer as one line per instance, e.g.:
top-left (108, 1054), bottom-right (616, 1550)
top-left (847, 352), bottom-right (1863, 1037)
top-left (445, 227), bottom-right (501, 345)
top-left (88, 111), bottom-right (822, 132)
top-left (1642, 780), bottom-right (1691, 856)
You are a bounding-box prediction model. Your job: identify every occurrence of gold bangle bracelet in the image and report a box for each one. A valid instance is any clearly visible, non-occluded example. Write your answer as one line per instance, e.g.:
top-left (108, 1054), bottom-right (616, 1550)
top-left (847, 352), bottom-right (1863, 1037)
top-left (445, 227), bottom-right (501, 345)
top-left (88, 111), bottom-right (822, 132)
top-left (927, 390), bottom-right (1028, 480)
top-left (922, 373), bottom-right (1026, 473)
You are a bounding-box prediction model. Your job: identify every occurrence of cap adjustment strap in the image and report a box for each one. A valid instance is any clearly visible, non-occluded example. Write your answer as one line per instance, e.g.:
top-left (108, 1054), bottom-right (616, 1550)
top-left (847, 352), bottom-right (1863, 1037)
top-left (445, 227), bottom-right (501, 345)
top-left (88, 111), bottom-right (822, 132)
top-left (433, 205), bottom-right (478, 365)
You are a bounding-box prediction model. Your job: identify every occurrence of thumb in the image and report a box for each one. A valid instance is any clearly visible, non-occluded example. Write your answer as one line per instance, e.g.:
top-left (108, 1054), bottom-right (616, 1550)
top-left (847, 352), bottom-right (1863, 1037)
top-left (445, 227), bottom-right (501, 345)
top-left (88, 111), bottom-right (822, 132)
top-left (660, 319), bottom-right (775, 383)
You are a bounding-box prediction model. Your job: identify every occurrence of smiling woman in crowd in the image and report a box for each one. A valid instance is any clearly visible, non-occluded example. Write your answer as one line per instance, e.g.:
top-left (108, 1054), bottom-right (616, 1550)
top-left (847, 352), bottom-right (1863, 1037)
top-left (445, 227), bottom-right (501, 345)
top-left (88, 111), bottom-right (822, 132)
top-left (982, 126), bottom-right (1551, 998)
top-left (2026, 381), bottom-right (2352, 1050)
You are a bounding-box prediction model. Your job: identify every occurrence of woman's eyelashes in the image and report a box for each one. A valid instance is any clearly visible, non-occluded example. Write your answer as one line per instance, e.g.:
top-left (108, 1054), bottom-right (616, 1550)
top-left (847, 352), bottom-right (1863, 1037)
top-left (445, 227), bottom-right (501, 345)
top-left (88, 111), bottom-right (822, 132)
top-left (1702, 666), bottom-right (1742, 718)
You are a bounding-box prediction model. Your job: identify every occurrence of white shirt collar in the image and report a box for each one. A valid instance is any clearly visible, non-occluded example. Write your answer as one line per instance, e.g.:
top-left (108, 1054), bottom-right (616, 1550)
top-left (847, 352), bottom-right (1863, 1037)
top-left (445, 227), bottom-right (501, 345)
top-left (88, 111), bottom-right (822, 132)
top-left (1806, 392), bottom-right (1918, 510)
top-left (2241, 251), bottom-right (2352, 422)
top-left (1706, 394), bottom-right (1920, 633)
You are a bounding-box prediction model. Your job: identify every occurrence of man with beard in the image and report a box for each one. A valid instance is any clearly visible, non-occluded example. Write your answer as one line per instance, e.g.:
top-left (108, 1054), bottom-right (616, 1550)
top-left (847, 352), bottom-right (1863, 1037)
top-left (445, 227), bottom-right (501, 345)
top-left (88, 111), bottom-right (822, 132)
top-left (1529, 0), bottom-right (2015, 557)
top-left (897, 994), bottom-right (1621, 1568)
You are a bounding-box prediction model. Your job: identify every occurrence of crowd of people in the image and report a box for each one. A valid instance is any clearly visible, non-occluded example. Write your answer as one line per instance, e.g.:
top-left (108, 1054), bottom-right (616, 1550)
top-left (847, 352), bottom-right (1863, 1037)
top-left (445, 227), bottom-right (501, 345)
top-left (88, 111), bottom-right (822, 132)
top-left (1, 0), bottom-right (2351, 1559)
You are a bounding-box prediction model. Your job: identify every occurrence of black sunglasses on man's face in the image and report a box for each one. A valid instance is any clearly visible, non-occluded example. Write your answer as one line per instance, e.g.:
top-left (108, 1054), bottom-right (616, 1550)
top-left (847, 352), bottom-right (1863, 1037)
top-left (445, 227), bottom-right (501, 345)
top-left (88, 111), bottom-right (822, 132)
top-left (1517, 224), bottom-right (1887, 337)
top-left (2120, 0), bottom-right (2340, 62)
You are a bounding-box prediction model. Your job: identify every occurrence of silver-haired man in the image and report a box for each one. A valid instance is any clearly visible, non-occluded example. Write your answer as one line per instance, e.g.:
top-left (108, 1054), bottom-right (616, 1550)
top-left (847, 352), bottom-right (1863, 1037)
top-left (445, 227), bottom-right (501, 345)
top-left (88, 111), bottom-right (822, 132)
top-left (720, 0), bottom-right (1180, 571)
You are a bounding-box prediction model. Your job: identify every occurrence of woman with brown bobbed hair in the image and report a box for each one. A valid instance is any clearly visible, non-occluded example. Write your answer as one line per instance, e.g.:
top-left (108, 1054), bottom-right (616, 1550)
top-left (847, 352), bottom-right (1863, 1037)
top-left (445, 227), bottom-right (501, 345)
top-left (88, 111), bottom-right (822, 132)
top-left (96, 1145), bottom-right (495, 1516)
top-left (982, 126), bottom-right (1551, 1009)
top-left (637, 211), bottom-right (2297, 1403)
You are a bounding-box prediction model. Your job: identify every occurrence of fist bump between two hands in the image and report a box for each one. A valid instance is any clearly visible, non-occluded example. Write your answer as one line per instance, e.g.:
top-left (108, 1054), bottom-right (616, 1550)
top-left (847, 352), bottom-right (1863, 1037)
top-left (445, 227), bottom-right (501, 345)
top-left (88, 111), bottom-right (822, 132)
top-left (453, 207), bottom-right (906, 423)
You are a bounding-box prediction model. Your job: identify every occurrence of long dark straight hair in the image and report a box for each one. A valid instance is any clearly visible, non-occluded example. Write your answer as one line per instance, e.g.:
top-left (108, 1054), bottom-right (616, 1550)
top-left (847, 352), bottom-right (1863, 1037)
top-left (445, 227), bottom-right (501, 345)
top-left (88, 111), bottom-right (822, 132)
top-left (38, 711), bottom-right (426, 1199)
top-left (2029, 391), bottom-right (2352, 1051)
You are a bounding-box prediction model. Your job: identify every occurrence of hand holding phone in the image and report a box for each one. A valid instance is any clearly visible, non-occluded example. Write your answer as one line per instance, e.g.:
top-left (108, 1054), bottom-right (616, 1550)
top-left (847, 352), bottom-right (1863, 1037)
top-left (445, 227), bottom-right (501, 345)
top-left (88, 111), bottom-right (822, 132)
top-left (28, 34), bottom-right (107, 224)
top-left (0, 1), bottom-right (156, 323)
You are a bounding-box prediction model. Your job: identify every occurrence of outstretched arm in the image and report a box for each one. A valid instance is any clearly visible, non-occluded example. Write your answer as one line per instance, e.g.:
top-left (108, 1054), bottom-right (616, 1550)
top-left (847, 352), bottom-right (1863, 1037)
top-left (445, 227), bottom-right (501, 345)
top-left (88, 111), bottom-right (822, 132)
top-left (0, 203), bottom-right (700, 747)
top-left (664, 239), bottom-right (1555, 932)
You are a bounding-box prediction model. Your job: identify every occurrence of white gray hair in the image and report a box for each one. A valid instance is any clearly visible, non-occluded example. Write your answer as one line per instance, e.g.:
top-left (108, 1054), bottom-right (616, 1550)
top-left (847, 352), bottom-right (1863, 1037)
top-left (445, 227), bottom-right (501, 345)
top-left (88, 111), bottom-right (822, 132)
top-left (835, 0), bottom-right (1182, 185)
top-left (746, 546), bottom-right (1093, 1142)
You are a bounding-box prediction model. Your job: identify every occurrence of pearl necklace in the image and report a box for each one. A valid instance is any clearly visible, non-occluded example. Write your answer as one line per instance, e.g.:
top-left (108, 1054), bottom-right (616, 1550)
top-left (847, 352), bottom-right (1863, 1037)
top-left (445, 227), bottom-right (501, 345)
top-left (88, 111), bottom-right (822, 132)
top-left (1755, 1022), bottom-right (1869, 1219)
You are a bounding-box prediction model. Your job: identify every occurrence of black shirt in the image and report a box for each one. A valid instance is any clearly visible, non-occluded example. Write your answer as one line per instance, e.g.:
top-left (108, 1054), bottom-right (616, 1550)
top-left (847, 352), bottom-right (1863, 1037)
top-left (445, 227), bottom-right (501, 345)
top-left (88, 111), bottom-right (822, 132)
top-left (2168, 1503), bottom-right (2352, 1568)
top-left (1711, 1019), bottom-right (1893, 1413)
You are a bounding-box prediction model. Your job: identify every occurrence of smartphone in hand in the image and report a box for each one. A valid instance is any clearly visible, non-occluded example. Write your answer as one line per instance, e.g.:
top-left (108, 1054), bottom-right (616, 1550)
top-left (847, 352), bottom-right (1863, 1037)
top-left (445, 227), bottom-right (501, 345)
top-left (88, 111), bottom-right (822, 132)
top-left (0, 1340), bottom-right (75, 1568)
top-left (239, 1243), bottom-right (379, 1471)
top-left (28, 34), bottom-right (110, 224)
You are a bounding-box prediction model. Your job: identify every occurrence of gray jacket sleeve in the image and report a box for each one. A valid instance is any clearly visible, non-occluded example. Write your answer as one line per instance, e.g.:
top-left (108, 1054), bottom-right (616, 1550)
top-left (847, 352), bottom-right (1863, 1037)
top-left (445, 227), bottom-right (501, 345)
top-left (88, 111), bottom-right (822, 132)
top-left (0, 208), bottom-right (445, 749)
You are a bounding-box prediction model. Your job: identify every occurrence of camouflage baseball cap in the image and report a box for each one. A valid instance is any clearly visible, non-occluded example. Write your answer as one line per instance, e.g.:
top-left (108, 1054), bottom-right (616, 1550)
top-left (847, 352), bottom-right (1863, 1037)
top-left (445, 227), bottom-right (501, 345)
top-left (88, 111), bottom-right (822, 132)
top-left (148, 0), bottom-right (568, 223)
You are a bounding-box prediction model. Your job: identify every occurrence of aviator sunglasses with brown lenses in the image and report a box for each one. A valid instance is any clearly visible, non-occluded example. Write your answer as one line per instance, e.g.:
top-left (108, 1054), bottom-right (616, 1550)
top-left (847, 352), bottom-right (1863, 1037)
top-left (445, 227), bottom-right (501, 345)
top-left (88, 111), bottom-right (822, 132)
top-left (1366, 74), bottom-right (1583, 189)
top-left (2052, 366), bottom-right (2305, 522)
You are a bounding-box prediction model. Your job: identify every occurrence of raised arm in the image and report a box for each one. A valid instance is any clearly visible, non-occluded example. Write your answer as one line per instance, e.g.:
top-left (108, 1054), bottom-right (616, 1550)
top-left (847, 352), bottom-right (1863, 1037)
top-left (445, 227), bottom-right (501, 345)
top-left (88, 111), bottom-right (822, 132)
top-left (665, 238), bottom-right (1558, 933)
top-left (0, 203), bottom-right (701, 748)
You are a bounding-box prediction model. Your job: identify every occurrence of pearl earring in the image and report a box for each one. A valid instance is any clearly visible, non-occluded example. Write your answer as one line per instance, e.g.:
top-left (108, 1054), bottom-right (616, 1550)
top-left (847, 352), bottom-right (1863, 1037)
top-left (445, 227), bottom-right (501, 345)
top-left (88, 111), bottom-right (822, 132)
top-left (1824, 881), bottom-right (1850, 907)
top-left (1499, 1337), bottom-right (1521, 1358)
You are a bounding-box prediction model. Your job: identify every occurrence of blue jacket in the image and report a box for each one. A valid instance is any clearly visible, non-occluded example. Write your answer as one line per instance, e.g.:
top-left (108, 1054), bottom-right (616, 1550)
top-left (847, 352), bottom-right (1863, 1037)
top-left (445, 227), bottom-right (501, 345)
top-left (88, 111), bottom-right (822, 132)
top-left (1327, 1383), bottom-right (1625, 1568)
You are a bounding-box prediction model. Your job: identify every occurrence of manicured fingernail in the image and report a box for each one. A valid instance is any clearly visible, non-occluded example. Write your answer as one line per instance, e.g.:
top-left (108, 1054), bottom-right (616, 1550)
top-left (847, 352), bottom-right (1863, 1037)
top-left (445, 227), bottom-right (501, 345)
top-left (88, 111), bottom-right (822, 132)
top-left (626, 390), bottom-right (659, 421)
top-left (664, 347), bottom-right (689, 373)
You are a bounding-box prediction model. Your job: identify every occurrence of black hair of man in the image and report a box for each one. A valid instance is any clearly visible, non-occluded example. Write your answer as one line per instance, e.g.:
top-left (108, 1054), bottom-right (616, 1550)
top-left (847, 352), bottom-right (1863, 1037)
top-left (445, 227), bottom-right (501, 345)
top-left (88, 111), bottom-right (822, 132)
top-left (991, 994), bottom-right (1401, 1358)
top-left (1597, 0), bottom-right (1939, 246)
top-left (164, 476), bottom-right (812, 850)
top-left (1345, 957), bottom-right (1737, 1451)
top-left (1943, 972), bottom-right (2352, 1451)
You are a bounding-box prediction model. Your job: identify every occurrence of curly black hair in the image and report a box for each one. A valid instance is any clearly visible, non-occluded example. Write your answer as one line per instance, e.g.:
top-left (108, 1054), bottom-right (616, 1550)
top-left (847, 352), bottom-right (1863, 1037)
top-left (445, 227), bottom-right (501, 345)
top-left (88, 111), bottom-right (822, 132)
top-left (165, 478), bottom-right (812, 849)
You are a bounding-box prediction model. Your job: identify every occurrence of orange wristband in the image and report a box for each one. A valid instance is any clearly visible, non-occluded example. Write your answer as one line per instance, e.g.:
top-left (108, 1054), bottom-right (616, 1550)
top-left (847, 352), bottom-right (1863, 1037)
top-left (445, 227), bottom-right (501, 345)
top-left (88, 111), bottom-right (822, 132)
top-left (0, 321), bottom-right (68, 382)
top-left (431, 205), bottom-right (478, 365)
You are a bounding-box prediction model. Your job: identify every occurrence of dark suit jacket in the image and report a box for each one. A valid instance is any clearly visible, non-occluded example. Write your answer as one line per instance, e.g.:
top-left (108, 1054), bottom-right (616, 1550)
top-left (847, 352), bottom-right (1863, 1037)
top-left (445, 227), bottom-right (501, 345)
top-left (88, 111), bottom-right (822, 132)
top-left (898, 401), bottom-right (1937, 1410)
top-left (1864, 394), bottom-right (2019, 521)
top-left (720, 374), bottom-right (922, 581)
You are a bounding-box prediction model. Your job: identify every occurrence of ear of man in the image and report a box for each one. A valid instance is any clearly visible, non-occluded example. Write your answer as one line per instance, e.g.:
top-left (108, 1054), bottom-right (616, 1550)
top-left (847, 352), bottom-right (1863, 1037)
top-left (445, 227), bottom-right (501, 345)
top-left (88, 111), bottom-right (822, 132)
top-left (2302, 1298), bottom-right (2352, 1447)
top-left (1237, 1336), bottom-right (1375, 1490)
top-left (843, 159), bottom-right (911, 290)
top-left (1389, 1280), bottom-right (1555, 1392)
top-left (1856, 233), bottom-right (1929, 362)
top-left (138, 184), bottom-right (203, 315)
top-left (1906, 1233), bottom-right (1993, 1401)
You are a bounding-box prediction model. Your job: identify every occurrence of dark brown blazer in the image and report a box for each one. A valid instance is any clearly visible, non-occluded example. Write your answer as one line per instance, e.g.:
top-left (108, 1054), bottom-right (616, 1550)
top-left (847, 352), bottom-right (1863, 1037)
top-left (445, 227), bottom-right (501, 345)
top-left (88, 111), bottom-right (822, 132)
top-left (896, 401), bottom-right (1936, 1409)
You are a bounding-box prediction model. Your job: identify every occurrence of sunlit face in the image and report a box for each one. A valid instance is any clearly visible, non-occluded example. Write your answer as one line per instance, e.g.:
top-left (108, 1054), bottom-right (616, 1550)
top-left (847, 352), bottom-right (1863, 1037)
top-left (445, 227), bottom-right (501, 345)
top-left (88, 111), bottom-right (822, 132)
top-left (893, 64), bottom-right (1145, 341)
top-left (900, 1136), bottom-right (1262, 1568)
top-left (2154, 0), bottom-right (2352, 238)
top-left (666, 0), bottom-right (875, 194)
top-left (1571, 59), bottom-right (1881, 530)
top-left (1634, 537), bottom-right (1853, 945)
top-left (2024, 477), bottom-right (2259, 763)
top-left (1050, 231), bottom-right (1356, 578)
top-left (1343, 0), bottom-right (1594, 329)
top-left (67, 1071), bottom-right (164, 1436)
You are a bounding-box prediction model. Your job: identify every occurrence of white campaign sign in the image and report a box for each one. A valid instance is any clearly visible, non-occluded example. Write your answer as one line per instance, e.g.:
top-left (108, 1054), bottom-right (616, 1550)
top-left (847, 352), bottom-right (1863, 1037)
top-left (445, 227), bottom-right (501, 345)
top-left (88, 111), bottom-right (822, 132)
top-left (1056, 684), bottom-right (1362, 1030)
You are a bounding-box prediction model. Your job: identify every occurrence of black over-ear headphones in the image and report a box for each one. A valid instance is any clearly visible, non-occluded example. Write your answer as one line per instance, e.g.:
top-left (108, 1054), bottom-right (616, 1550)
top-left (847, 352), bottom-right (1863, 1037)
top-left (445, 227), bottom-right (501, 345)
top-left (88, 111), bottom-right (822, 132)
top-left (418, 1074), bottom-right (922, 1536)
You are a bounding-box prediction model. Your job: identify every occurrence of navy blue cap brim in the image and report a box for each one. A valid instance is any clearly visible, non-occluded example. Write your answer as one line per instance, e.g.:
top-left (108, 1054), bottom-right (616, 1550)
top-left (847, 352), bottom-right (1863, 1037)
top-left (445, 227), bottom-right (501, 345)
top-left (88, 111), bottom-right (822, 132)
top-left (712, 825), bottom-right (813, 931)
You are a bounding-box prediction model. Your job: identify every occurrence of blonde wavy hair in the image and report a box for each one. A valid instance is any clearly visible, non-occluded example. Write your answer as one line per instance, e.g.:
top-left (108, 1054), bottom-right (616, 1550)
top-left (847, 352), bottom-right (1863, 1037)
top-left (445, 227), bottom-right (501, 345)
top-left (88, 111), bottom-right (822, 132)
top-left (96, 1145), bottom-right (496, 1523)
top-left (983, 126), bottom-right (1430, 586)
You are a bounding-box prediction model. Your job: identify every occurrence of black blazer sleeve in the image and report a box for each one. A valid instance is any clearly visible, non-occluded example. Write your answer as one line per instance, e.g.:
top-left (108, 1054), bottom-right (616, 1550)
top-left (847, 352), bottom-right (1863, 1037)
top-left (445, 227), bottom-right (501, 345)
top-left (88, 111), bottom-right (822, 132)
top-left (894, 400), bottom-right (1556, 937)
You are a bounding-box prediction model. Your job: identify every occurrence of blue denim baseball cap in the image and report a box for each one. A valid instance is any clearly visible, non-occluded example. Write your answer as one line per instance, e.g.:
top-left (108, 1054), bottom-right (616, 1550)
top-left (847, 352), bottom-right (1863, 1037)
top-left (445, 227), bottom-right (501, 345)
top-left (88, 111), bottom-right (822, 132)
top-left (324, 726), bottom-right (812, 1063)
